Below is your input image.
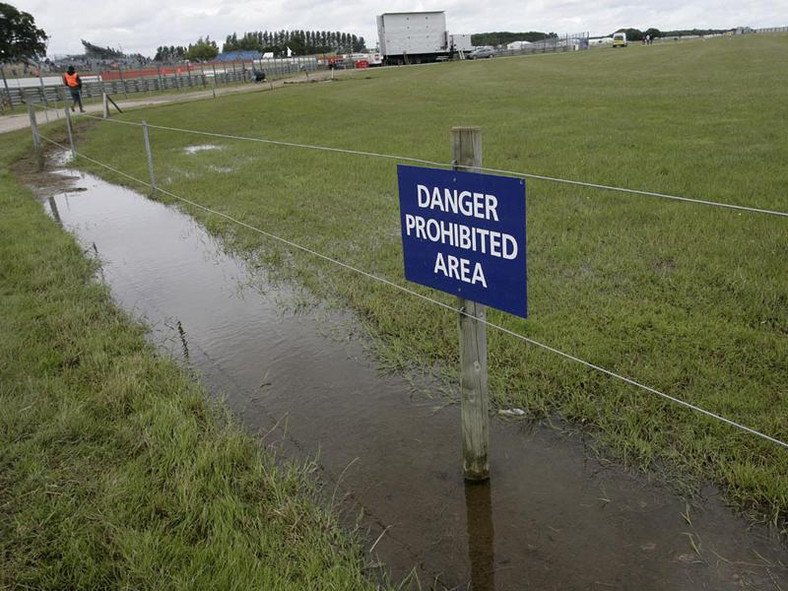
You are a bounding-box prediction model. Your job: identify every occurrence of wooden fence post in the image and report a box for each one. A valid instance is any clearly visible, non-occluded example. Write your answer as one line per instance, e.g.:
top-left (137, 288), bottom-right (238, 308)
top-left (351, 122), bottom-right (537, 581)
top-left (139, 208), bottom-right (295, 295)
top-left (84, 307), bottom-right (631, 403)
top-left (142, 121), bottom-right (157, 198)
top-left (452, 126), bottom-right (490, 481)
top-left (102, 92), bottom-right (109, 118)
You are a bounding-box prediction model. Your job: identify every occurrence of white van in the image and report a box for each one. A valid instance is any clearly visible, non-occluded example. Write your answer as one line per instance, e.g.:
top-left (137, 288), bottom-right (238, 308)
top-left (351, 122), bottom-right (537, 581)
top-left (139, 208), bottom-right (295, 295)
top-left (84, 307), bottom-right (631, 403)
top-left (612, 32), bottom-right (628, 47)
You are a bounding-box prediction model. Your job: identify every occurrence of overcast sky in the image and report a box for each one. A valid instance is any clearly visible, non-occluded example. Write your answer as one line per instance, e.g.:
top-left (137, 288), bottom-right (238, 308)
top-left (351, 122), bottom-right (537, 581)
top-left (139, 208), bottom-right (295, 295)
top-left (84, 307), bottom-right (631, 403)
top-left (13, 0), bottom-right (787, 58)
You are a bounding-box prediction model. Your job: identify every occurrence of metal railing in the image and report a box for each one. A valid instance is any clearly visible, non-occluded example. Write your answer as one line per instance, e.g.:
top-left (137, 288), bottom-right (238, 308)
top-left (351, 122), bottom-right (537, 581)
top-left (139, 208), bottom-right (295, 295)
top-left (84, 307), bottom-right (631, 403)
top-left (2, 59), bottom-right (325, 109)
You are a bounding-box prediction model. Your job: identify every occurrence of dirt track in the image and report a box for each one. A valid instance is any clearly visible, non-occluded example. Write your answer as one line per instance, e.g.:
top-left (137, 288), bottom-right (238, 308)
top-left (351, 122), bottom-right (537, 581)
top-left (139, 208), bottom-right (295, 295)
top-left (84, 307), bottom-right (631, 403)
top-left (0, 69), bottom-right (342, 135)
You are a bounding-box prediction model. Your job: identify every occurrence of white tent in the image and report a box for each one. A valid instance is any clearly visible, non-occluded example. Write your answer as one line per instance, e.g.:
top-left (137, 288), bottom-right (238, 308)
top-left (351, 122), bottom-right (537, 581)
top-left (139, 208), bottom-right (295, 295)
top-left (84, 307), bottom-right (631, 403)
top-left (506, 40), bottom-right (532, 50)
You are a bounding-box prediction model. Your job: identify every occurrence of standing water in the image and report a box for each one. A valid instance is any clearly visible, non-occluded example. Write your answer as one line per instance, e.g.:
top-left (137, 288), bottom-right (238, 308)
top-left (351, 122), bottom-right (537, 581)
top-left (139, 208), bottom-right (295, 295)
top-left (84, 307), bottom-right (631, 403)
top-left (36, 164), bottom-right (787, 589)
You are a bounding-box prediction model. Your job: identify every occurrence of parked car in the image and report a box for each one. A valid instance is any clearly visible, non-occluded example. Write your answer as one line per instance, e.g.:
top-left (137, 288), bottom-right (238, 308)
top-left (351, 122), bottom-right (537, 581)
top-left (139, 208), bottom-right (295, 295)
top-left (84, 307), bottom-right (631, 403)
top-left (468, 47), bottom-right (495, 59)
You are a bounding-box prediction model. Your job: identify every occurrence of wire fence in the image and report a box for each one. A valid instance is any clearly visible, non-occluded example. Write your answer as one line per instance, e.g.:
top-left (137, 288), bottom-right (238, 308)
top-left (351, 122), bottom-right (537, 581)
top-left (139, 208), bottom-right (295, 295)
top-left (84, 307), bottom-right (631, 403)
top-left (78, 114), bottom-right (788, 219)
top-left (2, 58), bottom-right (323, 110)
top-left (29, 105), bottom-right (788, 452)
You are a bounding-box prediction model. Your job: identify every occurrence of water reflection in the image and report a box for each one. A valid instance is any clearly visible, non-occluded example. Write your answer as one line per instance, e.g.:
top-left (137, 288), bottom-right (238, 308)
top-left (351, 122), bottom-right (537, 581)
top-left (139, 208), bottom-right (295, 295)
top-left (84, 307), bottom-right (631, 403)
top-left (465, 480), bottom-right (495, 591)
top-left (47, 196), bottom-right (62, 226)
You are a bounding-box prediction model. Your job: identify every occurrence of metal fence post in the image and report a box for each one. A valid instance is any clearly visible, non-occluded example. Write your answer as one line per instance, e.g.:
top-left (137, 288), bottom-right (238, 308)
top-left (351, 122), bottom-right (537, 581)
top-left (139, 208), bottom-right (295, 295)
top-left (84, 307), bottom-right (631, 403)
top-left (27, 102), bottom-right (43, 169)
top-left (63, 101), bottom-right (76, 159)
top-left (452, 126), bottom-right (490, 481)
top-left (0, 65), bottom-right (10, 115)
top-left (212, 64), bottom-right (218, 98)
top-left (37, 62), bottom-right (48, 110)
top-left (142, 120), bottom-right (157, 198)
top-left (118, 65), bottom-right (128, 98)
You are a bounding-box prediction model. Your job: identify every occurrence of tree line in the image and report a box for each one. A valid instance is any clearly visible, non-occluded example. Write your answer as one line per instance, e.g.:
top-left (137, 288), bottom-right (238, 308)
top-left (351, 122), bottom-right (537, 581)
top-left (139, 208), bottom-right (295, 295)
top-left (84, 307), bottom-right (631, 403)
top-left (610, 27), bottom-right (732, 41)
top-left (223, 30), bottom-right (366, 56)
top-left (471, 32), bottom-right (557, 46)
top-left (154, 37), bottom-right (219, 62)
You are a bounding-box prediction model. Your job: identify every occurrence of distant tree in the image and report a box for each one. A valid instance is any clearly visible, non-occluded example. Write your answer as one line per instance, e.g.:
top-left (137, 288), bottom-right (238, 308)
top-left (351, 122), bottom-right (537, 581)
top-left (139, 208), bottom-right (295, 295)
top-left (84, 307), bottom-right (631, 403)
top-left (662, 28), bottom-right (728, 37)
top-left (471, 31), bottom-right (554, 46)
top-left (219, 27), bottom-right (365, 57)
top-left (185, 36), bottom-right (218, 61)
top-left (154, 45), bottom-right (186, 62)
top-left (0, 3), bottom-right (48, 62)
top-left (644, 28), bottom-right (662, 39)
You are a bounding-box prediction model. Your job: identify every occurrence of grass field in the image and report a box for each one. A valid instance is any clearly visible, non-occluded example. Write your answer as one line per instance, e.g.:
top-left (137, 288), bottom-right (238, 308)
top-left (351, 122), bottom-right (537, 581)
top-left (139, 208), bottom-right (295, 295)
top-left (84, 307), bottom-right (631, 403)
top-left (0, 134), bottom-right (384, 588)
top-left (56, 34), bottom-right (788, 528)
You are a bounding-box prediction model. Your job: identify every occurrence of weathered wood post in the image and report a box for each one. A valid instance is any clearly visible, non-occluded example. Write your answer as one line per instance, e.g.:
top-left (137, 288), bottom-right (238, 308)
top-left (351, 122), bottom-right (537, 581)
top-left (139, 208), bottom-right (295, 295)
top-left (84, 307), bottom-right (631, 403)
top-left (452, 126), bottom-right (490, 481)
top-left (102, 92), bottom-right (109, 118)
top-left (27, 102), bottom-right (43, 170)
top-left (63, 100), bottom-right (76, 159)
top-left (142, 121), bottom-right (157, 198)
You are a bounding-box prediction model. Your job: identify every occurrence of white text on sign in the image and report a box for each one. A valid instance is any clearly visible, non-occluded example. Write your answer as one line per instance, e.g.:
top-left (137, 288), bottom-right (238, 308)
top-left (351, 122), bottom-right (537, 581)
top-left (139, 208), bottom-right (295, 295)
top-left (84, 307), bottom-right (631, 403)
top-left (403, 184), bottom-right (519, 288)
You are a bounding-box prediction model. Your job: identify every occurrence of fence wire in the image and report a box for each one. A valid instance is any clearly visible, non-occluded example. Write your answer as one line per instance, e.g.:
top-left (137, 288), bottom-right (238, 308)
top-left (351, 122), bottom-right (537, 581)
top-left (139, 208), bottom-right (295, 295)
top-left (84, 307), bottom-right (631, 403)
top-left (80, 113), bottom-right (788, 218)
top-left (37, 132), bottom-right (788, 451)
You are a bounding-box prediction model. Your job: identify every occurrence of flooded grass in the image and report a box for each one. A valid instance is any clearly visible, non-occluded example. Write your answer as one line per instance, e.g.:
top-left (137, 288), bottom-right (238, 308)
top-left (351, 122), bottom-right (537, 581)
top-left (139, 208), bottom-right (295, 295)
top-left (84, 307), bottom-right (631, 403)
top-left (0, 134), bottom-right (384, 589)
top-left (183, 143), bottom-right (224, 154)
top-left (15, 160), bottom-right (788, 587)
top-left (69, 34), bottom-right (788, 532)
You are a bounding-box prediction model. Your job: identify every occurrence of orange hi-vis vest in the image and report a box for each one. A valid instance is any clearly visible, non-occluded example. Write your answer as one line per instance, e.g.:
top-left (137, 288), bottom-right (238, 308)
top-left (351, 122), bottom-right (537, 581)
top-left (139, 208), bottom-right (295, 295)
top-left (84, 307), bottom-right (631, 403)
top-left (64, 72), bottom-right (79, 88)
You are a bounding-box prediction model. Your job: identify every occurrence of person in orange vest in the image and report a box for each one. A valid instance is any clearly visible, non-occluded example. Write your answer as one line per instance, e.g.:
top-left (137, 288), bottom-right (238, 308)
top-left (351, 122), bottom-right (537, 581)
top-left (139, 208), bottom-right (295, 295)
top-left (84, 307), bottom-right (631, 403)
top-left (63, 66), bottom-right (84, 113)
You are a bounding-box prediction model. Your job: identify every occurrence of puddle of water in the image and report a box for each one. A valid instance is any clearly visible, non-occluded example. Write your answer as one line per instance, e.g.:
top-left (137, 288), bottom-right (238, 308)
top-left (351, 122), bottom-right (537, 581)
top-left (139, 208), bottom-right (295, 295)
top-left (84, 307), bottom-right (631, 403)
top-left (37, 167), bottom-right (787, 589)
top-left (183, 144), bottom-right (223, 154)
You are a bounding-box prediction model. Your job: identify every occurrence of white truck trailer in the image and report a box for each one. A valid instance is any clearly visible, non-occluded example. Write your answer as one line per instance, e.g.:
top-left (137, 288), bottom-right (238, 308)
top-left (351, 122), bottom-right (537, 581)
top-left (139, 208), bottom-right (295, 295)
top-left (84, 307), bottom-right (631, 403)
top-left (377, 11), bottom-right (453, 65)
top-left (449, 34), bottom-right (473, 53)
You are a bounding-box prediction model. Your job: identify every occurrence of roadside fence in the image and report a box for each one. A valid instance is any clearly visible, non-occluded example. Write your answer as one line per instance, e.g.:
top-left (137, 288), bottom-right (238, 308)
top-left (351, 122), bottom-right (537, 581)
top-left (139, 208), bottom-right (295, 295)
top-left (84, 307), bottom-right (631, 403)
top-left (2, 58), bottom-right (324, 109)
top-left (492, 33), bottom-right (591, 56)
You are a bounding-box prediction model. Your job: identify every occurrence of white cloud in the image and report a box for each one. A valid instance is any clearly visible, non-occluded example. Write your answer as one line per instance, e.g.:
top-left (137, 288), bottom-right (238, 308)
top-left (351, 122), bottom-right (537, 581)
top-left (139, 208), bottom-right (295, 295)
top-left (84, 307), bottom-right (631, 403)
top-left (12, 0), bottom-right (787, 57)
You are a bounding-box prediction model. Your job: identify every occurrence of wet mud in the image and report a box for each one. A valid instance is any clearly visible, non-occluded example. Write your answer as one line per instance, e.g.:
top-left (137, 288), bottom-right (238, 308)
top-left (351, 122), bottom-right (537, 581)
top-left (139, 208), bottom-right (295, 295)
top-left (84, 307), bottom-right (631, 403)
top-left (28, 162), bottom-right (787, 589)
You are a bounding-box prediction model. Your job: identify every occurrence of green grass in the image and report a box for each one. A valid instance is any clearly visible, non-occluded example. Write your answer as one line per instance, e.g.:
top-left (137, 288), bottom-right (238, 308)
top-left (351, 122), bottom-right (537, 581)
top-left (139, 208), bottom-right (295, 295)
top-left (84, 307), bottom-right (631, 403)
top-left (0, 132), bottom-right (384, 588)
top-left (64, 34), bottom-right (787, 528)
